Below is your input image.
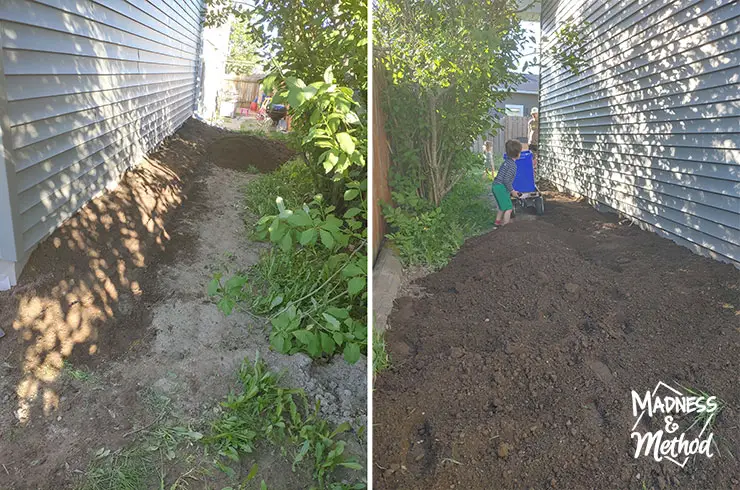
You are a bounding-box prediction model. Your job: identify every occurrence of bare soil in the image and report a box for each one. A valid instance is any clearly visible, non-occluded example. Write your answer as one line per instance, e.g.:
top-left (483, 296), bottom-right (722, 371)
top-left (208, 134), bottom-right (296, 172)
top-left (374, 190), bottom-right (740, 490)
top-left (0, 119), bottom-right (366, 489)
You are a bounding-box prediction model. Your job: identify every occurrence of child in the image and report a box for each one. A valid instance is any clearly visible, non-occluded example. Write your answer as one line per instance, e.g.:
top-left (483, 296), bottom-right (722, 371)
top-left (482, 140), bottom-right (493, 178)
top-left (492, 139), bottom-right (523, 227)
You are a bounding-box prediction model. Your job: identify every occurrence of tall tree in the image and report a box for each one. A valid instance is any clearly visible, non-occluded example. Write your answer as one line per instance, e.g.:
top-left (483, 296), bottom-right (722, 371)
top-left (225, 18), bottom-right (261, 75)
top-left (376, 0), bottom-right (528, 205)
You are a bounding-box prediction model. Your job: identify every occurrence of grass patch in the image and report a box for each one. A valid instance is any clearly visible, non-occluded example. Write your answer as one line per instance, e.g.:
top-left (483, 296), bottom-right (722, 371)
top-left (243, 159), bottom-right (315, 217)
top-left (79, 448), bottom-right (154, 490)
top-left (372, 328), bottom-right (389, 376)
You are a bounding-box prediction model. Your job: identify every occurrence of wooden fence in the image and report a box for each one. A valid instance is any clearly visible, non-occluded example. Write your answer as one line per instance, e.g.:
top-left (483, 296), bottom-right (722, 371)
top-left (472, 115), bottom-right (530, 155)
top-left (221, 74), bottom-right (264, 109)
top-left (372, 70), bottom-right (393, 260)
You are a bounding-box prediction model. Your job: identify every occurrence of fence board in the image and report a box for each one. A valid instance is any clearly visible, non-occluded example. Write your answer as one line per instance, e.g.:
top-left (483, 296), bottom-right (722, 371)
top-left (372, 70), bottom-right (393, 260)
top-left (221, 74), bottom-right (263, 109)
top-left (473, 115), bottom-right (530, 155)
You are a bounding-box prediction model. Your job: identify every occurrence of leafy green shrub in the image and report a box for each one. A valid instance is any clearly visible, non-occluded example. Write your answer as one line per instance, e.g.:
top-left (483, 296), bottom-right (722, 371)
top-left (208, 357), bottom-right (363, 488)
top-left (210, 72), bottom-right (367, 364)
top-left (209, 193), bottom-right (367, 363)
top-left (270, 69), bottom-right (367, 210)
top-left (383, 152), bottom-right (494, 268)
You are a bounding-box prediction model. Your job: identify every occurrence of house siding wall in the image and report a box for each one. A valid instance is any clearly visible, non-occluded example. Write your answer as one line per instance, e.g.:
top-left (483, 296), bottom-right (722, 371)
top-left (539, 0), bottom-right (739, 266)
top-left (0, 0), bottom-right (204, 262)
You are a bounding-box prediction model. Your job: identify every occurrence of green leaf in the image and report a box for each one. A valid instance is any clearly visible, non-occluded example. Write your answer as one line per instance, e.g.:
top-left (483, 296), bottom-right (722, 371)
top-left (225, 275), bottom-right (247, 291)
top-left (207, 278), bottom-right (220, 296)
top-left (330, 422), bottom-right (351, 439)
top-left (336, 132), bottom-right (355, 154)
top-left (320, 229), bottom-right (335, 249)
top-left (348, 276), bottom-right (365, 296)
top-left (343, 207), bottom-right (362, 218)
top-left (294, 330), bottom-right (321, 357)
top-left (343, 343), bottom-right (361, 363)
top-left (343, 189), bottom-right (360, 201)
top-left (322, 150), bottom-right (340, 174)
top-left (322, 313), bottom-right (341, 330)
top-left (246, 463), bottom-right (259, 481)
top-left (218, 298), bottom-right (234, 316)
top-left (320, 332), bottom-right (336, 354)
top-left (271, 334), bottom-right (287, 353)
top-left (333, 332), bottom-right (345, 346)
top-left (340, 461), bottom-right (364, 470)
top-left (293, 329), bottom-right (315, 345)
top-left (287, 211), bottom-right (313, 227)
top-left (341, 263), bottom-right (364, 278)
top-left (299, 228), bottom-right (317, 246)
top-left (271, 312), bottom-right (291, 330)
top-left (280, 232), bottom-right (293, 253)
top-left (326, 307), bottom-right (349, 319)
top-left (270, 296), bottom-right (283, 309)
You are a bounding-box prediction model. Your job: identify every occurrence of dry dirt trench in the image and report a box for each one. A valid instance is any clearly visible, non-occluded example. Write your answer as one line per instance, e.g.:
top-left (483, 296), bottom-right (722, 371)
top-left (374, 191), bottom-right (740, 490)
top-left (0, 120), bottom-right (366, 489)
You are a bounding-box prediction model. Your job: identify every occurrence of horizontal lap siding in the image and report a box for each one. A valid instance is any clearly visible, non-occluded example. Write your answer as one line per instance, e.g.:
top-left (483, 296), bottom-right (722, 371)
top-left (539, 0), bottom-right (740, 266)
top-left (0, 0), bottom-right (204, 254)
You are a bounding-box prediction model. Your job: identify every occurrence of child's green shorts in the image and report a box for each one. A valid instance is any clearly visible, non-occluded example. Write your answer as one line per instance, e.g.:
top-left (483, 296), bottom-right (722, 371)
top-left (492, 183), bottom-right (513, 211)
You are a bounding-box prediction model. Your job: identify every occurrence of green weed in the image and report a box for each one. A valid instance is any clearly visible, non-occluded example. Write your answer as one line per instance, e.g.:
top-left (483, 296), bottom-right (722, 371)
top-left (63, 361), bottom-right (94, 382)
top-left (680, 386), bottom-right (726, 433)
top-left (372, 328), bottom-right (389, 376)
top-left (208, 356), bottom-right (363, 488)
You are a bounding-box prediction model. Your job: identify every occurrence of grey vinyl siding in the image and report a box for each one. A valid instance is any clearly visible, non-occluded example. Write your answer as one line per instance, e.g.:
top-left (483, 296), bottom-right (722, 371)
top-left (539, 0), bottom-right (740, 266)
top-left (0, 0), bottom-right (204, 256)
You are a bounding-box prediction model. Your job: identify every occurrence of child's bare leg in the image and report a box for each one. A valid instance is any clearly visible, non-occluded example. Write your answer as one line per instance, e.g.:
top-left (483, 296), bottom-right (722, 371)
top-left (495, 210), bottom-right (504, 223)
top-left (502, 209), bottom-right (513, 225)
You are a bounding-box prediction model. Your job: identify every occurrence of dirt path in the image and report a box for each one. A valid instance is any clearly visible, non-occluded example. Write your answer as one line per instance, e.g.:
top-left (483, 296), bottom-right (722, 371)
top-left (0, 120), bottom-right (366, 489)
top-left (374, 191), bottom-right (740, 490)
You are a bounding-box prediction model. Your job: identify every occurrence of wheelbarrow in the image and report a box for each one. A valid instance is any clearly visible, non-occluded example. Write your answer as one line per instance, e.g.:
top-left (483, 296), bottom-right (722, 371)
top-left (503, 150), bottom-right (545, 216)
top-left (268, 105), bottom-right (288, 125)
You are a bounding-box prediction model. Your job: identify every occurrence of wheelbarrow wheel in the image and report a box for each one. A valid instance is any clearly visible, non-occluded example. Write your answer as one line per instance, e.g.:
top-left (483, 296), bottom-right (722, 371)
top-left (535, 196), bottom-right (545, 215)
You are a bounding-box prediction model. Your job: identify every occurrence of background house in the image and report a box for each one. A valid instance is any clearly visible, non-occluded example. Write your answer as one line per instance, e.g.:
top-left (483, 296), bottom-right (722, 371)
top-left (0, 0), bottom-right (206, 289)
top-left (498, 73), bottom-right (539, 117)
top-left (473, 74), bottom-right (539, 156)
top-left (539, 0), bottom-right (739, 267)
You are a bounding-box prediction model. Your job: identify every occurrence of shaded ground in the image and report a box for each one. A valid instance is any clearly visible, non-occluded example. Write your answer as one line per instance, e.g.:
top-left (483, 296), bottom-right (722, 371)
top-left (374, 190), bottom-right (740, 490)
top-left (0, 119), bottom-right (365, 489)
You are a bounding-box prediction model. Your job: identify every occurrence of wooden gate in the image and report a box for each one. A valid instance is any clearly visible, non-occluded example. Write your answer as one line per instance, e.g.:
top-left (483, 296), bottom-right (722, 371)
top-left (473, 115), bottom-right (530, 155)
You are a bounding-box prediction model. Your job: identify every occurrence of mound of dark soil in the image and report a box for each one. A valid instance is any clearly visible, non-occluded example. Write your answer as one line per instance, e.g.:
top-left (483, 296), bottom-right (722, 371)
top-left (374, 190), bottom-right (740, 490)
top-left (208, 135), bottom-right (296, 172)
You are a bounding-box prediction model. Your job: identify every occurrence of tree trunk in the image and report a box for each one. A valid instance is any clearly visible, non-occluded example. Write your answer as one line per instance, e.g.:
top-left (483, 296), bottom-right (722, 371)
top-left (428, 93), bottom-right (442, 206)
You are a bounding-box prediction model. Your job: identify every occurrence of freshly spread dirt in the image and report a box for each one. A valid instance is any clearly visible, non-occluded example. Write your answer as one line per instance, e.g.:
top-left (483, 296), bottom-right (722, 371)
top-left (208, 134), bottom-right (296, 172)
top-left (374, 191), bottom-right (740, 489)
